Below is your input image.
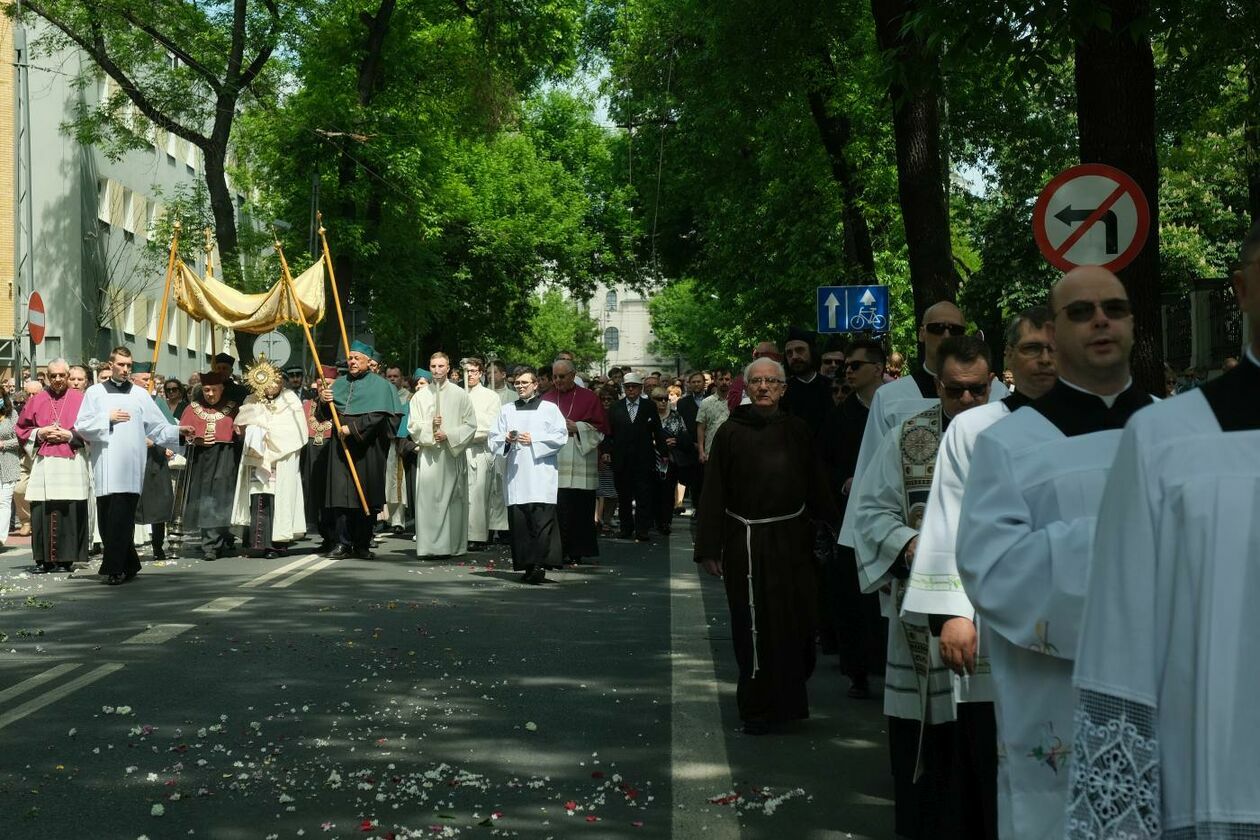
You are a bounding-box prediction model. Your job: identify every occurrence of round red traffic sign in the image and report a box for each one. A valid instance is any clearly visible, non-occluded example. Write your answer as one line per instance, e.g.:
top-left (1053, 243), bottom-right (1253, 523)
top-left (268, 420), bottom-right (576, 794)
top-left (1032, 163), bottom-right (1150, 273)
top-left (28, 292), bottom-right (45, 345)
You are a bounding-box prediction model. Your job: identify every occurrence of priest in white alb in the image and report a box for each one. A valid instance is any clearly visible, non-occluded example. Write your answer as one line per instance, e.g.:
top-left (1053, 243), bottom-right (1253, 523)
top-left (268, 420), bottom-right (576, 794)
top-left (408, 352), bottom-right (477, 557)
top-left (839, 301), bottom-right (1007, 551)
top-left (541, 359), bottom-right (608, 565)
top-left (463, 357), bottom-right (507, 550)
top-left (489, 367), bottom-right (568, 584)
top-left (852, 335), bottom-right (993, 839)
top-left (1067, 227), bottom-right (1260, 840)
top-left (900, 306), bottom-right (1057, 840)
top-left (956, 268), bottom-right (1153, 840)
top-left (231, 361), bottom-right (307, 558)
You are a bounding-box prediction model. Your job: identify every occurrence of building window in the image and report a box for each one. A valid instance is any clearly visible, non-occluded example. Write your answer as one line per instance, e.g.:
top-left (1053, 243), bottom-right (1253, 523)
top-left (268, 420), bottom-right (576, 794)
top-left (605, 290), bottom-right (617, 311)
top-left (604, 326), bottom-right (620, 352)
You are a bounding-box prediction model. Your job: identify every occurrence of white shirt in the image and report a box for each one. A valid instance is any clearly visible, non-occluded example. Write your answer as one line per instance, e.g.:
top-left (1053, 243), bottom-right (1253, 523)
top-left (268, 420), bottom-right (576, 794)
top-left (490, 398), bottom-right (568, 505)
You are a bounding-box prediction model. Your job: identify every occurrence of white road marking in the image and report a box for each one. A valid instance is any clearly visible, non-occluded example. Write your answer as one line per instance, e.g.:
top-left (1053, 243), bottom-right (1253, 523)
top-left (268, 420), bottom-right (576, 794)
top-left (239, 554), bottom-right (319, 588)
top-left (0, 663), bottom-right (124, 731)
top-left (669, 539), bottom-right (741, 839)
top-left (271, 557), bottom-right (338, 588)
top-left (0, 662), bottom-right (82, 704)
top-left (193, 596), bottom-right (253, 613)
top-left (122, 623), bottom-right (195, 645)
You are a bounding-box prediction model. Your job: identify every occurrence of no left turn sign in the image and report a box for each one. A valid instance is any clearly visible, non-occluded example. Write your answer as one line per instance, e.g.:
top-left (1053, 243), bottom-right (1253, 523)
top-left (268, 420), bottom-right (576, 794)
top-left (1032, 163), bottom-right (1150, 273)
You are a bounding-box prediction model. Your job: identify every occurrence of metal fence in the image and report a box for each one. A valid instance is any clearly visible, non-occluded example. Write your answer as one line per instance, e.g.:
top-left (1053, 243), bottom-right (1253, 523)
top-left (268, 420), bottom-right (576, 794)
top-left (1161, 278), bottom-right (1243, 372)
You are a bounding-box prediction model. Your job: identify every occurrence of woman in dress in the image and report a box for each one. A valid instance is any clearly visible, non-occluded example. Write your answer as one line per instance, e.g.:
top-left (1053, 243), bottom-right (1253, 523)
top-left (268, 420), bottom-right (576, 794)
top-left (651, 385), bottom-right (694, 536)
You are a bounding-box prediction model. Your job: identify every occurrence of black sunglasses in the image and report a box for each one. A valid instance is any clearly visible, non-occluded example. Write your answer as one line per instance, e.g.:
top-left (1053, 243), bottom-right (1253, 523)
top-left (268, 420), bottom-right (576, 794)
top-left (652, 396), bottom-right (669, 402)
top-left (924, 322), bottom-right (967, 337)
top-left (941, 383), bottom-right (990, 399)
top-left (1058, 298), bottom-right (1132, 323)
top-left (843, 360), bottom-right (876, 372)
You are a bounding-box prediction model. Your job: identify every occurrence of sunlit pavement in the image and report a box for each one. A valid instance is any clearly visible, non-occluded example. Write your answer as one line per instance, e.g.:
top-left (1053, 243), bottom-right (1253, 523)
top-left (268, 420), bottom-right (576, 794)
top-left (0, 526), bottom-right (892, 839)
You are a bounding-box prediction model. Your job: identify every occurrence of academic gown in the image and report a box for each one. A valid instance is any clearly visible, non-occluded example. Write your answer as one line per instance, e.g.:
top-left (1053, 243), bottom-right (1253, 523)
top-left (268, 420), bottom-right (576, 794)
top-left (490, 396), bottom-right (568, 571)
top-left (302, 399), bottom-right (334, 534)
top-left (1068, 354), bottom-right (1260, 840)
top-left (408, 382), bottom-right (477, 557)
top-left (839, 367), bottom-right (1007, 548)
top-left (695, 406), bottom-right (837, 724)
top-left (135, 393), bottom-right (178, 525)
top-left (955, 380), bottom-right (1153, 840)
top-left (466, 384), bottom-right (508, 542)
top-left (179, 399), bottom-right (241, 531)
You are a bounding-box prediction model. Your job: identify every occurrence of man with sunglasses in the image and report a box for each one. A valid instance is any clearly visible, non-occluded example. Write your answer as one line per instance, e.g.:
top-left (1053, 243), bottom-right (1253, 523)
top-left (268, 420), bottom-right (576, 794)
top-left (1066, 226), bottom-right (1260, 840)
top-left (853, 335), bottom-right (995, 838)
top-left (955, 267), bottom-right (1152, 840)
top-left (898, 305), bottom-right (1057, 840)
top-left (818, 339), bottom-right (888, 699)
top-left (838, 301), bottom-right (1007, 557)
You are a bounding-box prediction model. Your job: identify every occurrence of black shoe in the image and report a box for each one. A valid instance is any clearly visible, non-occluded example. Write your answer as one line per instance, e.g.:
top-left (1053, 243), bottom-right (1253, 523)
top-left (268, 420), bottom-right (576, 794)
top-left (202, 554), bottom-right (217, 562)
top-left (391, 525), bottom-right (404, 535)
top-left (106, 574), bottom-right (126, 586)
top-left (316, 540), bottom-right (335, 553)
top-left (123, 570), bottom-right (139, 582)
top-left (635, 534), bottom-right (651, 543)
top-left (324, 544), bottom-right (350, 558)
top-left (847, 681), bottom-right (872, 700)
top-left (523, 567), bottom-right (546, 585)
top-left (39, 563), bottom-right (55, 573)
top-left (57, 563), bottom-right (73, 572)
top-left (153, 547), bottom-right (167, 562)
top-left (350, 548), bottom-right (375, 560)
top-left (742, 720), bottom-right (771, 736)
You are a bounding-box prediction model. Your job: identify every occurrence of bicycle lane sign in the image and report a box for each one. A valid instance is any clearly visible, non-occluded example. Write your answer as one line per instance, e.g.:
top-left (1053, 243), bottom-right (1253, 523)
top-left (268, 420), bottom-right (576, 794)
top-left (817, 285), bottom-right (890, 334)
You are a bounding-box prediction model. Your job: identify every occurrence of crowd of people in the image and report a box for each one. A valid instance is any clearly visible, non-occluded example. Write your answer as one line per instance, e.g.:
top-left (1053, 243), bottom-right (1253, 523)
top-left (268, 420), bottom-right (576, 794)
top-left (692, 228), bottom-right (1260, 840)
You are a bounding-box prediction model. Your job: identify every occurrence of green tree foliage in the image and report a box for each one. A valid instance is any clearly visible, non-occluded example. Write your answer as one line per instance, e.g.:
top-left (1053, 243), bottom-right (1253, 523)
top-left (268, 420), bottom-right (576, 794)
top-left (500, 288), bottom-right (605, 369)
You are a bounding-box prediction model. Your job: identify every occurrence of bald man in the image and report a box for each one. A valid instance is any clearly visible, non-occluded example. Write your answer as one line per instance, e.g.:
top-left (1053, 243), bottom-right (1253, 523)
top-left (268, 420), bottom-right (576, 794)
top-left (955, 267), bottom-right (1153, 840)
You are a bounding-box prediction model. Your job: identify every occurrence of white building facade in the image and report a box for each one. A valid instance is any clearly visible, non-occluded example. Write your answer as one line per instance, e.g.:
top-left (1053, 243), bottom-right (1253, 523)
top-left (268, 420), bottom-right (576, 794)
top-left (3, 16), bottom-right (236, 380)
top-left (587, 282), bottom-right (681, 376)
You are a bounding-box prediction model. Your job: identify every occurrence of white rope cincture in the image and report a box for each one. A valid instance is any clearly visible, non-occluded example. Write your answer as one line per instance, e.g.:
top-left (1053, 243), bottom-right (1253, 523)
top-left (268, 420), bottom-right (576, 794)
top-left (724, 504), bottom-right (806, 678)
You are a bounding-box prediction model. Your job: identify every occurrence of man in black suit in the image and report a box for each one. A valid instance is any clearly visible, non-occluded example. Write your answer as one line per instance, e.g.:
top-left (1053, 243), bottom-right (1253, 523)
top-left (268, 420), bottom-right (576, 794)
top-left (674, 370), bottom-right (708, 506)
top-left (602, 372), bottom-right (665, 541)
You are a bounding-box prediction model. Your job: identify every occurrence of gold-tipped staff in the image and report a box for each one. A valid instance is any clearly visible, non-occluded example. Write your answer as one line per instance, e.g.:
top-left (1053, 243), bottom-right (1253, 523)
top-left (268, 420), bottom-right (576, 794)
top-left (147, 221), bottom-right (182, 394)
top-left (274, 235), bottom-right (370, 515)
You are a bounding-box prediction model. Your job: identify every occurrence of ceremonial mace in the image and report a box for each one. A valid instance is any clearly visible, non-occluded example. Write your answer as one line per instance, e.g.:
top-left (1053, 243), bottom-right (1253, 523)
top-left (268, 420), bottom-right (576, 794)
top-left (274, 235), bottom-right (370, 515)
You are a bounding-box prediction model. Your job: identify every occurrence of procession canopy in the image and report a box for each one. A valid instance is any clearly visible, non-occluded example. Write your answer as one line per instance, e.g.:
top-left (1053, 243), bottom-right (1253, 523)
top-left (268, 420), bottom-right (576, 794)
top-left (174, 258), bottom-right (325, 334)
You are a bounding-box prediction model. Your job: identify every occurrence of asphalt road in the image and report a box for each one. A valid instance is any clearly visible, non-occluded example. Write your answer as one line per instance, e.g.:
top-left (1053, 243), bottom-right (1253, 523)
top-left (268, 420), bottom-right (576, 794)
top-left (0, 523), bottom-right (894, 839)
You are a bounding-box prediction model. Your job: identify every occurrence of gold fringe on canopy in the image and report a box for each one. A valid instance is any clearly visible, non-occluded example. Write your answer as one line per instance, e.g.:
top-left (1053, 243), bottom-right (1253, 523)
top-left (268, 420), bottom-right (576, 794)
top-left (173, 258), bottom-right (325, 335)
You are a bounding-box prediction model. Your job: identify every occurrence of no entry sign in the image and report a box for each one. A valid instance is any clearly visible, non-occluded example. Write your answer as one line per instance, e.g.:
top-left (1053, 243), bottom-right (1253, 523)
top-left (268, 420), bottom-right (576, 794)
top-left (27, 292), bottom-right (45, 345)
top-left (1032, 164), bottom-right (1150, 273)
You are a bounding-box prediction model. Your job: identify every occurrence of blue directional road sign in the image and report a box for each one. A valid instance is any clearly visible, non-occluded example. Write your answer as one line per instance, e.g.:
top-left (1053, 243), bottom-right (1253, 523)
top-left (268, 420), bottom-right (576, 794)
top-left (816, 285), bottom-right (890, 334)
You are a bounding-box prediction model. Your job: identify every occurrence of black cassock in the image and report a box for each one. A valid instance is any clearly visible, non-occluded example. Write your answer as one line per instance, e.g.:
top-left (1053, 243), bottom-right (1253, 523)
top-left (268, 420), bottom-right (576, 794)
top-left (313, 410), bottom-right (394, 511)
top-left (182, 442), bottom-right (240, 530)
top-left (695, 406), bottom-right (837, 724)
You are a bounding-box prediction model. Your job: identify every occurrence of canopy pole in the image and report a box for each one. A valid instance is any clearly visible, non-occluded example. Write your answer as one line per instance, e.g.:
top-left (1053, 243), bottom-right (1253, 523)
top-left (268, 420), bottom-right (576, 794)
top-left (148, 221), bottom-right (182, 395)
top-left (275, 236), bottom-right (370, 515)
top-left (316, 213), bottom-right (352, 363)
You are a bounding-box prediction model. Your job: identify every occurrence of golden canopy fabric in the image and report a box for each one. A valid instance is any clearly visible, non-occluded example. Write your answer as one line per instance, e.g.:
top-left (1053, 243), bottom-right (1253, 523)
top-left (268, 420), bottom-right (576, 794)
top-left (173, 259), bottom-right (325, 334)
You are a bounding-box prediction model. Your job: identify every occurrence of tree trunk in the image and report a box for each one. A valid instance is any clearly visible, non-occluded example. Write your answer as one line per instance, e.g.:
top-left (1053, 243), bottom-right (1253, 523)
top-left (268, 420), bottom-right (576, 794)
top-left (1074, 0), bottom-right (1163, 394)
top-left (806, 86), bottom-right (877, 281)
top-left (869, 0), bottom-right (960, 323)
top-left (320, 0), bottom-right (397, 358)
top-left (1245, 60), bottom-right (1260, 225)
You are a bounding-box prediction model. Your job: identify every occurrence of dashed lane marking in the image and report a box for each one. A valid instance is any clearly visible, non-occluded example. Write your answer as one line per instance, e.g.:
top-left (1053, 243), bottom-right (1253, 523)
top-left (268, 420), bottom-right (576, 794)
top-left (239, 554), bottom-right (319, 588)
top-left (0, 663), bottom-right (124, 731)
top-left (0, 662), bottom-right (82, 705)
top-left (270, 557), bottom-right (338, 589)
top-left (193, 596), bottom-right (254, 613)
top-left (122, 623), bottom-right (196, 645)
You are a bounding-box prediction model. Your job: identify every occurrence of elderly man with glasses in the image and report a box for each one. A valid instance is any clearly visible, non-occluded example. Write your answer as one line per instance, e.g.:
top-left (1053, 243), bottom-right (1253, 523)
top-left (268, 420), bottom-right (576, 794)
top-left (694, 356), bottom-right (837, 736)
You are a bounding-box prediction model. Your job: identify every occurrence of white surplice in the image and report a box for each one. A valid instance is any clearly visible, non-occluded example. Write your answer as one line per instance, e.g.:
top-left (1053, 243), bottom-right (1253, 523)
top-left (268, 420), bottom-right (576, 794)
top-left (852, 408), bottom-right (955, 724)
top-left (230, 391), bottom-right (307, 542)
top-left (556, 422), bottom-right (603, 490)
top-left (466, 383), bottom-right (508, 541)
top-left (955, 409), bottom-right (1123, 840)
top-left (76, 381), bottom-right (182, 495)
top-left (839, 373), bottom-right (1007, 548)
top-left (489, 399), bottom-right (568, 505)
top-left (1067, 382), bottom-right (1260, 839)
top-left (408, 382), bottom-right (477, 556)
top-left (903, 399), bottom-right (1013, 706)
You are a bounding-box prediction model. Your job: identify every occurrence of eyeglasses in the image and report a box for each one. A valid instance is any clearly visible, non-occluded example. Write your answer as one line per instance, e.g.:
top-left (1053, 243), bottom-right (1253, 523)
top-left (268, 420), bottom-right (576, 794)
top-left (924, 322), bottom-right (967, 337)
top-left (1013, 341), bottom-right (1055, 359)
top-left (940, 383), bottom-right (990, 399)
top-left (747, 377), bottom-right (785, 387)
top-left (652, 396), bottom-right (668, 402)
top-left (843, 360), bottom-right (876, 372)
top-left (164, 387), bottom-right (180, 394)
top-left (1058, 298), bottom-right (1132, 323)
